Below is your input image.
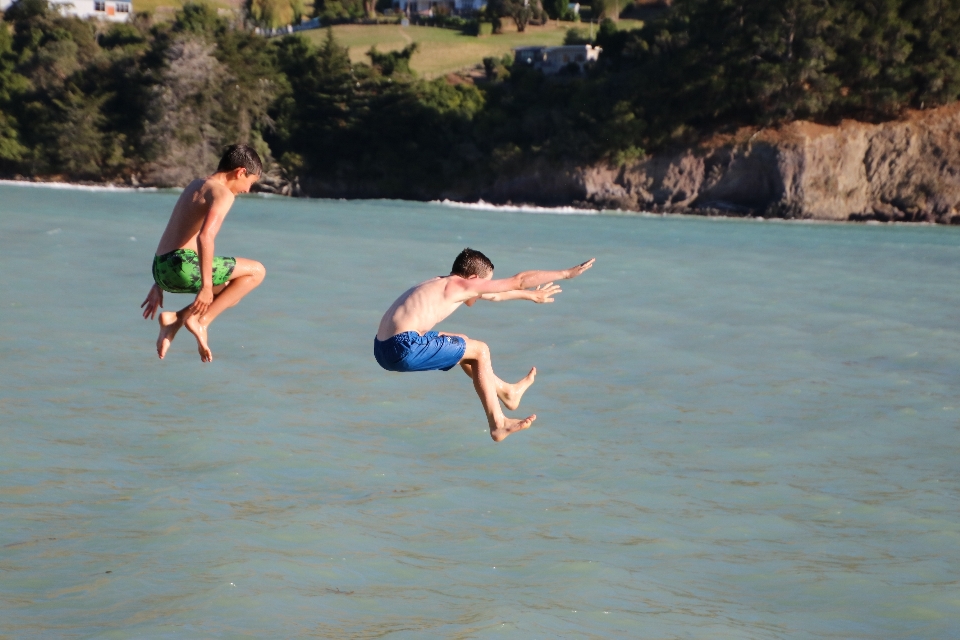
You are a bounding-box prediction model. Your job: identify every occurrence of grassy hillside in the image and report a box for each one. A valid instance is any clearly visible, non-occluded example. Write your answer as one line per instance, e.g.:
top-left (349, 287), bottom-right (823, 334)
top-left (134, 0), bottom-right (240, 16)
top-left (304, 20), bottom-right (642, 77)
top-left (130, 1), bottom-right (640, 78)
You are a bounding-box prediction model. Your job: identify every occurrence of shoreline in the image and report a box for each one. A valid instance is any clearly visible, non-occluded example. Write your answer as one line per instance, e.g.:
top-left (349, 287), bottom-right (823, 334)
top-left (430, 199), bottom-right (599, 216)
top-left (0, 178), bottom-right (162, 193)
top-left (1, 178), bottom-right (949, 227)
top-left (6, 101), bottom-right (960, 225)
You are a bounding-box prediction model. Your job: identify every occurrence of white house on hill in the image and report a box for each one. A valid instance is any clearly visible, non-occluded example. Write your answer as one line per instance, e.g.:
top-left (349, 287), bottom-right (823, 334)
top-left (393, 0), bottom-right (483, 15)
top-left (0, 0), bottom-right (132, 22)
top-left (514, 44), bottom-right (601, 74)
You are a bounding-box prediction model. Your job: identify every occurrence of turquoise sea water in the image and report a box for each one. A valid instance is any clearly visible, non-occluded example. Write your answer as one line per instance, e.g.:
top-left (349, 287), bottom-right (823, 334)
top-left (1, 183), bottom-right (959, 638)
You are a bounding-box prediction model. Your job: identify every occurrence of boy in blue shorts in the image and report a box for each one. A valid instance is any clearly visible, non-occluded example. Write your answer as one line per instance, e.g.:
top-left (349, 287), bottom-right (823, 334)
top-left (140, 144), bottom-right (266, 362)
top-left (375, 248), bottom-right (594, 442)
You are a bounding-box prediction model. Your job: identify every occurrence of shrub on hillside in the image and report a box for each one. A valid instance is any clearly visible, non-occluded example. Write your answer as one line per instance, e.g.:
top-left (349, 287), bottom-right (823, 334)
top-left (247, 0), bottom-right (306, 29)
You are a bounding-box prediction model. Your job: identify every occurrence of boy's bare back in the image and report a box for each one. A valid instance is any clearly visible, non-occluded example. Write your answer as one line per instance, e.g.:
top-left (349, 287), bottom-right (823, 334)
top-left (376, 276), bottom-right (469, 340)
top-left (155, 178), bottom-right (235, 255)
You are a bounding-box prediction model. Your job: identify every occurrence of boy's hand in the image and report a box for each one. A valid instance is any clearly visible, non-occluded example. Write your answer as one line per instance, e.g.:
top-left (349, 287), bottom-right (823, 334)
top-left (191, 287), bottom-right (214, 317)
top-left (141, 284), bottom-right (163, 320)
top-left (564, 258), bottom-right (595, 279)
top-left (529, 283), bottom-right (561, 303)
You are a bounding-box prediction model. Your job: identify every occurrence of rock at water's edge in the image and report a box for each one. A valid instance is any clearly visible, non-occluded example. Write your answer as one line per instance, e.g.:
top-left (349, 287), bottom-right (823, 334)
top-left (485, 102), bottom-right (960, 223)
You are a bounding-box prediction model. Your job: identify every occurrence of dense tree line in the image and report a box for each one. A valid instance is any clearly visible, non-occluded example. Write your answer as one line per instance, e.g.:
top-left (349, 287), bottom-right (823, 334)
top-left (597, 0), bottom-right (960, 150)
top-left (0, 0), bottom-right (284, 182)
top-left (0, 0), bottom-right (958, 195)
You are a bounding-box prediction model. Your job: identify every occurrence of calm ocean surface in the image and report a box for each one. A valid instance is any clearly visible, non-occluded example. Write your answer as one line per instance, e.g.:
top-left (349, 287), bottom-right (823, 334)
top-left (1, 183), bottom-right (959, 639)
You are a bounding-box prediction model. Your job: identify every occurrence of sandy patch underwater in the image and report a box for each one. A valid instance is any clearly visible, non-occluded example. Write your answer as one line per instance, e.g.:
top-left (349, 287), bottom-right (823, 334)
top-left (1, 184), bottom-right (959, 638)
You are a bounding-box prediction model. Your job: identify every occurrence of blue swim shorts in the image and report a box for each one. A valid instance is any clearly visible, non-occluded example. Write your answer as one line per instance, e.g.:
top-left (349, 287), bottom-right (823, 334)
top-left (374, 331), bottom-right (467, 372)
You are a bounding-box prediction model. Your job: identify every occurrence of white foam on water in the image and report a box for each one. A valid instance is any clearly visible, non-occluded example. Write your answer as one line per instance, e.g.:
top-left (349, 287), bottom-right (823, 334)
top-left (431, 199), bottom-right (812, 222)
top-left (0, 179), bottom-right (162, 193)
top-left (432, 198), bottom-right (602, 215)
top-left (436, 198), bottom-right (943, 226)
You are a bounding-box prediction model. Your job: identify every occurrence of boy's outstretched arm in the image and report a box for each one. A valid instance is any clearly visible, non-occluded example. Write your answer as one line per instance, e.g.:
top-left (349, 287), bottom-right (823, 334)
top-left (141, 283), bottom-right (163, 320)
top-left (451, 258), bottom-right (595, 301)
top-left (512, 258), bottom-right (595, 290)
top-left (480, 283), bottom-right (562, 303)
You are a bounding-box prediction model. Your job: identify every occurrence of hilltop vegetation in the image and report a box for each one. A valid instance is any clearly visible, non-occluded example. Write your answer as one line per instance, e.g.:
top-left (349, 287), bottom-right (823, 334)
top-left (310, 22), bottom-right (572, 78)
top-left (0, 0), bottom-right (958, 197)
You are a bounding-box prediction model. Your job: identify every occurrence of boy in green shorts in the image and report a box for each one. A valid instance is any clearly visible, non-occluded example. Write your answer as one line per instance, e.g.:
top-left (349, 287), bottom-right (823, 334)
top-left (140, 144), bottom-right (266, 363)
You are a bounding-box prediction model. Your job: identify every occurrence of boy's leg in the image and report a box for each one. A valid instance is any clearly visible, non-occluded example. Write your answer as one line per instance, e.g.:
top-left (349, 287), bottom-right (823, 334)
top-left (183, 258), bottom-right (266, 362)
top-left (441, 332), bottom-right (537, 411)
top-left (459, 337), bottom-right (536, 442)
top-left (459, 361), bottom-right (536, 411)
top-left (156, 299), bottom-right (215, 359)
top-left (157, 297), bottom-right (217, 360)
top-left (157, 258), bottom-right (265, 362)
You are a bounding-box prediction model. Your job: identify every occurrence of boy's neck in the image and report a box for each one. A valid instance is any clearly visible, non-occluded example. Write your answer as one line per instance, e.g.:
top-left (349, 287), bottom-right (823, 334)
top-left (210, 171), bottom-right (244, 194)
top-left (210, 171), bottom-right (231, 185)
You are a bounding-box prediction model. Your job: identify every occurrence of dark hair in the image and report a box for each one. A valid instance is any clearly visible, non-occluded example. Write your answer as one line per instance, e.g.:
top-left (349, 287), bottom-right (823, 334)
top-left (217, 144), bottom-right (262, 176)
top-left (451, 248), bottom-right (493, 278)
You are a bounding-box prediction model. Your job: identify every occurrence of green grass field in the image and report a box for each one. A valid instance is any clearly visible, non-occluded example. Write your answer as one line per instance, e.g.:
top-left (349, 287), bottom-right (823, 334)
top-left (135, 0), bottom-right (239, 18)
top-left (305, 20), bottom-right (643, 78)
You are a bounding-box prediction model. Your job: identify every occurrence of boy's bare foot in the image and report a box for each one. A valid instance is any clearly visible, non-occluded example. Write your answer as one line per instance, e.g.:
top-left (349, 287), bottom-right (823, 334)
top-left (157, 312), bottom-right (183, 359)
top-left (184, 315), bottom-right (213, 362)
top-left (490, 414), bottom-right (536, 442)
top-left (500, 367), bottom-right (536, 411)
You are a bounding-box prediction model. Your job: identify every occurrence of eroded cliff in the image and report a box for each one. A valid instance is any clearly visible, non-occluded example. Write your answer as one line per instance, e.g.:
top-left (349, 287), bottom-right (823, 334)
top-left (480, 102), bottom-right (960, 223)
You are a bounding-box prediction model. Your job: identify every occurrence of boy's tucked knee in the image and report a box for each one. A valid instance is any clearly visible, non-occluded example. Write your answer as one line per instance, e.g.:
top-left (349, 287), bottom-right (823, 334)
top-left (472, 342), bottom-right (490, 360)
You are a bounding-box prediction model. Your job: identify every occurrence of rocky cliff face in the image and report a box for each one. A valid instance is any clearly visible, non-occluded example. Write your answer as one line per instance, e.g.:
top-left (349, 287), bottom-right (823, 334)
top-left (480, 102), bottom-right (960, 223)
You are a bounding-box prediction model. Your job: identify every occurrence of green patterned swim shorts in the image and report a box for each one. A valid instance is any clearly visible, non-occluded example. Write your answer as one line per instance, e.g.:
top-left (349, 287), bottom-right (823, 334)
top-left (152, 249), bottom-right (236, 294)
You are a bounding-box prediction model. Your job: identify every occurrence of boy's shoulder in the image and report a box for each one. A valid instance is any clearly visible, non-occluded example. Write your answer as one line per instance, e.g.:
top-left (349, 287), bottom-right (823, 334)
top-left (409, 275), bottom-right (454, 298)
top-left (414, 275), bottom-right (449, 290)
top-left (437, 274), bottom-right (483, 301)
top-left (176, 177), bottom-right (234, 215)
top-left (197, 177), bottom-right (234, 202)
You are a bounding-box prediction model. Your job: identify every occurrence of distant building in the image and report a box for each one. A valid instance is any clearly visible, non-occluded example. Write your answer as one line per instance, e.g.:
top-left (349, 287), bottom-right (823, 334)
top-left (514, 44), bottom-right (601, 74)
top-left (0, 0), bottom-right (132, 22)
top-left (393, 0), bottom-right (483, 15)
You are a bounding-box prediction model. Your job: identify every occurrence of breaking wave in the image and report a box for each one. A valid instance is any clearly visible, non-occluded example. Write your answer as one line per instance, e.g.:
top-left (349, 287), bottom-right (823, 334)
top-left (431, 199), bottom-right (600, 215)
top-left (0, 179), bottom-right (160, 192)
